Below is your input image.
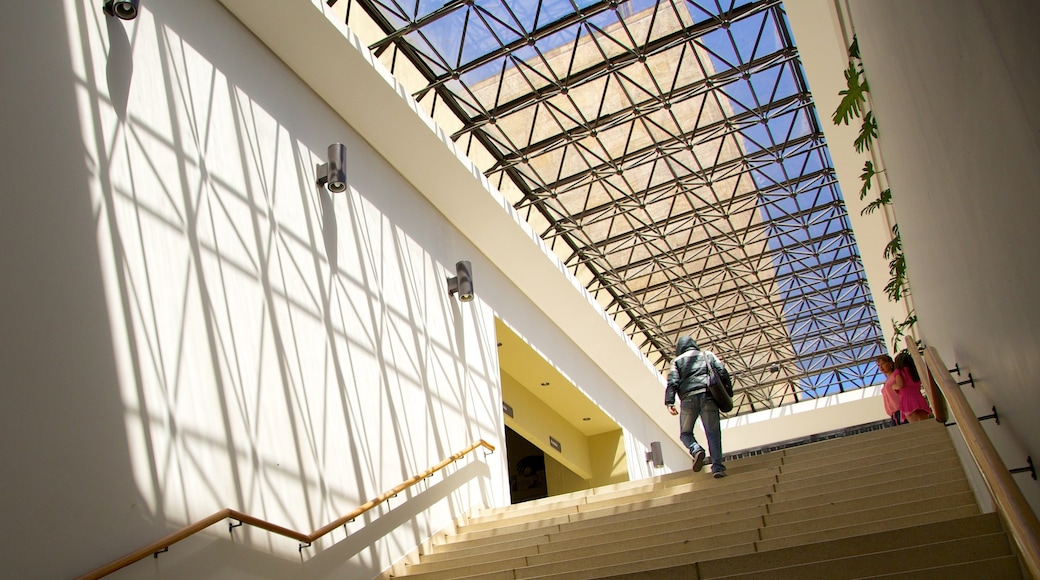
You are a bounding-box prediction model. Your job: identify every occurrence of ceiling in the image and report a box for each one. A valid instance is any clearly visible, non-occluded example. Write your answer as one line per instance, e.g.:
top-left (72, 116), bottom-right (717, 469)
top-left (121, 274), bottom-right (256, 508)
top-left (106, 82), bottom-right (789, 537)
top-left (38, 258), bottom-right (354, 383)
top-left (495, 319), bottom-right (618, 437)
top-left (331, 0), bottom-right (886, 416)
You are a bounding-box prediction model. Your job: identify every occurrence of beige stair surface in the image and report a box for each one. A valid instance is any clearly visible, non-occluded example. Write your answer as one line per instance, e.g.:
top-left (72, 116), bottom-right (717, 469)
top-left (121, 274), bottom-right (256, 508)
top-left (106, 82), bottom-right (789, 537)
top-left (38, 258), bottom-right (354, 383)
top-left (387, 421), bottom-right (1023, 579)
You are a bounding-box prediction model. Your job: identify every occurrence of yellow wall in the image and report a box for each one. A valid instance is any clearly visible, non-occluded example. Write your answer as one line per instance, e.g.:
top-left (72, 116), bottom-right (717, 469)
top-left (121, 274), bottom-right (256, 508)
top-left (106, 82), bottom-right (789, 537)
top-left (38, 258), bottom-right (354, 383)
top-left (545, 454), bottom-right (589, 495)
top-left (501, 371), bottom-right (592, 479)
top-left (501, 370), bottom-right (630, 492)
top-left (588, 429), bottom-right (629, 487)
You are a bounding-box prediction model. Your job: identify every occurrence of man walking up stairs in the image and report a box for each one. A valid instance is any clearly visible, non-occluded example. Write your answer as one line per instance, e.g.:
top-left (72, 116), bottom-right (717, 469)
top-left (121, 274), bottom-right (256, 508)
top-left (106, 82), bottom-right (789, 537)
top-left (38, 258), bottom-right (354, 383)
top-left (385, 420), bottom-right (1023, 579)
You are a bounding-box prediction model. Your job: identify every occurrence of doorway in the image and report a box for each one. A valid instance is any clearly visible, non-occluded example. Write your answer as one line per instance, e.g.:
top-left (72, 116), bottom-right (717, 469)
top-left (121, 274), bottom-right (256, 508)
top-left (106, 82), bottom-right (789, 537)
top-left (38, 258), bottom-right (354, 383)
top-left (504, 426), bottom-right (547, 504)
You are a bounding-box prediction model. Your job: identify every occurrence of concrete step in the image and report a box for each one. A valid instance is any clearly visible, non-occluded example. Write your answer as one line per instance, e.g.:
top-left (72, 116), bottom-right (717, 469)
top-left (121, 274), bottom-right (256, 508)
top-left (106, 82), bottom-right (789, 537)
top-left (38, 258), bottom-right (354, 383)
top-left (533, 509), bottom-right (762, 557)
top-left (588, 467), bottom-right (776, 504)
top-left (467, 422), bottom-right (944, 524)
top-left (769, 465), bottom-right (967, 505)
top-left (778, 438), bottom-right (954, 475)
top-left (763, 484), bottom-right (973, 526)
top-left (513, 538), bottom-right (750, 579)
top-left (399, 541), bottom-right (753, 580)
top-left (708, 532), bottom-right (1011, 579)
top-left (595, 514), bottom-right (1005, 580)
top-left (779, 443), bottom-right (957, 480)
top-left (469, 466), bottom-right (698, 519)
top-left (777, 421), bottom-right (943, 458)
top-left (697, 512), bottom-right (1004, 577)
top-left (422, 504), bottom-right (768, 567)
top-left (417, 486), bottom-right (978, 575)
top-left (756, 503), bottom-right (981, 552)
top-left (408, 523), bottom-right (762, 577)
top-left (707, 451), bottom-right (784, 473)
top-left (758, 490), bottom-right (977, 540)
top-left (773, 451), bottom-right (962, 490)
top-left (783, 428), bottom-right (950, 464)
top-left (466, 465), bottom-right (778, 528)
top-left (454, 473), bottom-right (777, 538)
top-left (470, 424), bottom-right (937, 522)
top-left (855, 555), bottom-right (1023, 579)
top-left (389, 421), bottom-right (1012, 580)
top-left (434, 486), bottom-right (773, 552)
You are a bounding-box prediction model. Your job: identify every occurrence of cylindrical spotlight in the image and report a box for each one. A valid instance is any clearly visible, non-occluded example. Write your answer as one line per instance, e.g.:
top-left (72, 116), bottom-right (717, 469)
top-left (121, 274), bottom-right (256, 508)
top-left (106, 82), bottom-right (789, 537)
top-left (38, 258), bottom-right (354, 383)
top-left (447, 261), bottom-right (475, 302)
top-left (326, 143), bottom-right (347, 193)
top-left (455, 261), bottom-right (473, 302)
top-left (105, 0), bottom-right (140, 20)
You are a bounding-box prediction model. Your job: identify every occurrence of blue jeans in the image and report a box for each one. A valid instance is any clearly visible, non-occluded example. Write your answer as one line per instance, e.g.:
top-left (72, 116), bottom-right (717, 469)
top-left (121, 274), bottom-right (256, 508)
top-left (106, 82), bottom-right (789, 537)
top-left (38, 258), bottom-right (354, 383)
top-left (679, 393), bottom-right (725, 473)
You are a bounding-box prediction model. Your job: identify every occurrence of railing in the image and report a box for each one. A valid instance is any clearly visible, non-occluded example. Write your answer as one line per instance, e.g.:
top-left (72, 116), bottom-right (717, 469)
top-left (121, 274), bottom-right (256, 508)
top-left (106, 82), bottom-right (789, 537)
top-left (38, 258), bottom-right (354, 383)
top-left (911, 337), bottom-right (1040, 579)
top-left (78, 439), bottom-right (495, 580)
top-left (904, 340), bottom-right (946, 424)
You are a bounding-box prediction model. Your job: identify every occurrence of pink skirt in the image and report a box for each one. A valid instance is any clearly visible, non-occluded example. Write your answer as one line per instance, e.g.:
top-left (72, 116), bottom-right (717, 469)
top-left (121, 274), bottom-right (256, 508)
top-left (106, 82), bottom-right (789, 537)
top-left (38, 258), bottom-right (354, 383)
top-left (899, 383), bottom-right (932, 417)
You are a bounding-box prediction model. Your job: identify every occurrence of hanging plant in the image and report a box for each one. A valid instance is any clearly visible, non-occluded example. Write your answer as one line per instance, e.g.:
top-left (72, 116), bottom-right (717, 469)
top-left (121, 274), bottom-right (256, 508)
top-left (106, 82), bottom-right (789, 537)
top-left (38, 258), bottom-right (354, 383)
top-left (861, 188), bottom-right (892, 216)
top-left (859, 159), bottom-right (880, 201)
top-left (892, 311), bottom-right (919, 353)
top-left (882, 224), bottom-right (907, 302)
top-left (832, 39), bottom-right (868, 126)
top-left (854, 111), bottom-right (878, 153)
top-left (833, 36), bottom-right (914, 350)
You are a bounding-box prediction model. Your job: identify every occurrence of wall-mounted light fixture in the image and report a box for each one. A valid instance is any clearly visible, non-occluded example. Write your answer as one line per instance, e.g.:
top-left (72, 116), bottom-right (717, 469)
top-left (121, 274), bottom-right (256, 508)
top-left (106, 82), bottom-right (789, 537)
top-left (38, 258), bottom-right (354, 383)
top-left (315, 143), bottom-right (347, 193)
top-left (645, 441), bottom-right (664, 468)
top-left (104, 0), bottom-right (139, 20)
top-left (446, 260), bottom-right (473, 302)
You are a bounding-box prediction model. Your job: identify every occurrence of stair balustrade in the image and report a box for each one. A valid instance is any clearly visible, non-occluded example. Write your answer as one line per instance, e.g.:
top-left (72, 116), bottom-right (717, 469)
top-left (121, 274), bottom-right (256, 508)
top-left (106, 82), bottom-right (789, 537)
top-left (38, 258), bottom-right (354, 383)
top-left (912, 337), bottom-right (1040, 579)
top-left (77, 440), bottom-right (495, 580)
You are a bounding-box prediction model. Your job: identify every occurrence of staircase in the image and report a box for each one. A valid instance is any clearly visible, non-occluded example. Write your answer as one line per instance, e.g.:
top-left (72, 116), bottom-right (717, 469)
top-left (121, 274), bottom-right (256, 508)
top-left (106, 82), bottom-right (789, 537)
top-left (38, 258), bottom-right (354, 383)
top-left (387, 420), bottom-right (1025, 579)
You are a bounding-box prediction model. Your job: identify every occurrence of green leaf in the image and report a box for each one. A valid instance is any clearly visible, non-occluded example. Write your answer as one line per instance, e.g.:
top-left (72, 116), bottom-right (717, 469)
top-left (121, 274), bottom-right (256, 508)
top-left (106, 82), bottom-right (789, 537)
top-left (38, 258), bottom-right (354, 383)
top-left (884, 252), bottom-right (907, 302)
top-left (860, 188), bottom-right (892, 216)
top-left (883, 224), bottom-right (901, 259)
top-left (848, 36), bottom-right (860, 59)
top-left (854, 111), bottom-right (878, 153)
top-left (832, 61), bottom-right (869, 125)
top-left (883, 225), bottom-right (907, 302)
top-left (859, 160), bottom-right (877, 200)
top-left (891, 311), bottom-right (918, 352)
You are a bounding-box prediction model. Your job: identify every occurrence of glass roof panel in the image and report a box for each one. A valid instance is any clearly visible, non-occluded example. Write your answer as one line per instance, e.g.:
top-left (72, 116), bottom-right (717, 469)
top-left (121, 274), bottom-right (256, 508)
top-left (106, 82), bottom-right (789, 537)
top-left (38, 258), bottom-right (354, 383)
top-left (340, 0), bottom-right (886, 414)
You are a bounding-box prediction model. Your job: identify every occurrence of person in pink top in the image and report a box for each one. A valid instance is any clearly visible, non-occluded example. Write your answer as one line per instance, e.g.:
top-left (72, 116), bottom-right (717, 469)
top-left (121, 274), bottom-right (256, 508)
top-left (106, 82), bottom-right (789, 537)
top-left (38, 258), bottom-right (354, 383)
top-left (877, 355), bottom-right (905, 426)
top-left (877, 353), bottom-right (933, 424)
top-left (894, 351), bottom-right (933, 422)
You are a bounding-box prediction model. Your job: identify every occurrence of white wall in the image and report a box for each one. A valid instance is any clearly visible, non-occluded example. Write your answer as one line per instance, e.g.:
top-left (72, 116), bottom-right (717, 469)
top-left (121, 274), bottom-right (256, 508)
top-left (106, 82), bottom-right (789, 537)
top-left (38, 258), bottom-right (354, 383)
top-left (786, 0), bottom-right (1040, 517)
top-left (844, 0), bottom-right (1040, 516)
top-left (0, 1), bottom-right (687, 578)
top-left (1, 0), bottom-right (507, 577)
top-left (212, 0), bottom-right (689, 477)
top-left (721, 385), bottom-right (887, 453)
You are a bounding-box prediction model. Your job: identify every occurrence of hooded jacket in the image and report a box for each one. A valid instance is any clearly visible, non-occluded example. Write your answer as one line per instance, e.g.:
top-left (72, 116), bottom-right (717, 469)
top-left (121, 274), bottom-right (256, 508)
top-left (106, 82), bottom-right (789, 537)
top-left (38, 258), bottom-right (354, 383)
top-left (664, 336), bottom-right (732, 405)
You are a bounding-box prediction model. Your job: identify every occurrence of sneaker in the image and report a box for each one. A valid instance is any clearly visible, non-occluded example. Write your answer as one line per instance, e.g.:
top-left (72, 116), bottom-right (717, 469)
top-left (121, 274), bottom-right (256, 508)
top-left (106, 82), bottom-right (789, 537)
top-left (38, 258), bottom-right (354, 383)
top-left (691, 448), bottom-right (706, 472)
top-left (713, 470), bottom-right (727, 479)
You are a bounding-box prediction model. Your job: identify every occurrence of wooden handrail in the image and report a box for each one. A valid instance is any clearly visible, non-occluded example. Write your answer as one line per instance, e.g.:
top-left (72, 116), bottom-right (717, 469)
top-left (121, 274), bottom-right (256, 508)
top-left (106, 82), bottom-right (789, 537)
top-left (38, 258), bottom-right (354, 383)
top-left (917, 344), bottom-right (1040, 579)
top-left (78, 439), bottom-right (495, 580)
top-left (903, 337), bottom-right (946, 423)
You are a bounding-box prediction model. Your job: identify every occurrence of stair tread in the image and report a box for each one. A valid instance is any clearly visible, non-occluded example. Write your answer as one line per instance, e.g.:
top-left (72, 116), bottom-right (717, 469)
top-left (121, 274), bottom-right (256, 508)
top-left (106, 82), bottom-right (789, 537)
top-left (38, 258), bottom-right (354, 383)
top-left (707, 531), bottom-right (1011, 579)
top-left (390, 422), bottom-right (1018, 580)
top-left (698, 512), bottom-right (1003, 577)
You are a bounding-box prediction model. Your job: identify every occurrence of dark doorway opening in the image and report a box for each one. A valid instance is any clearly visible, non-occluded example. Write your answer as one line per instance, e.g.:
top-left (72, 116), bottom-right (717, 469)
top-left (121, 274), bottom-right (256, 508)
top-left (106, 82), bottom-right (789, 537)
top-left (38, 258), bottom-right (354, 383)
top-left (504, 426), bottom-right (547, 504)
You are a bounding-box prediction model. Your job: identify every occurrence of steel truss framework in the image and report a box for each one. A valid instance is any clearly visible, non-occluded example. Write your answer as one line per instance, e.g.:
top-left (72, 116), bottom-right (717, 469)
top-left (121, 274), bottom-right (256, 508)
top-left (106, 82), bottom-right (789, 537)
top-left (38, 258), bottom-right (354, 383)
top-left (332, 0), bottom-right (886, 415)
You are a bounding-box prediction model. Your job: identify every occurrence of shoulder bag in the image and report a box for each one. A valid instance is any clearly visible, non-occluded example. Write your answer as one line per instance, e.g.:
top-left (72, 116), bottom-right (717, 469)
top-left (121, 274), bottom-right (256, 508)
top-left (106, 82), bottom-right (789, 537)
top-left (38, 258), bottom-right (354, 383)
top-left (705, 357), bottom-right (733, 413)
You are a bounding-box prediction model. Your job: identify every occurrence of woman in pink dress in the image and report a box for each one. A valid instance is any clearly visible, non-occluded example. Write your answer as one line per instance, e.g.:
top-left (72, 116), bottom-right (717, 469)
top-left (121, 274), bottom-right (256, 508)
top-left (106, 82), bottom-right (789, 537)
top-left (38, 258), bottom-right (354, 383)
top-left (876, 355), bottom-right (905, 425)
top-left (894, 351), bottom-right (933, 422)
